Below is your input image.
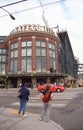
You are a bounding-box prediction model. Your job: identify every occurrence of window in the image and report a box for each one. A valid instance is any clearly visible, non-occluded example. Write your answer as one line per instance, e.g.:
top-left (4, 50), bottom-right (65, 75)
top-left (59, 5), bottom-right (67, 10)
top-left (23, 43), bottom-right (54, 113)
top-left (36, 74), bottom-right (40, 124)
top-left (14, 43), bottom-right (18, 48)
top-left (27, 41), bottom-right (32, 46)
top-left (11, 50), bottom-right (18, 58)
top-left (36, 41), bottom-right (46, 72)
top-left (11, 43), bottom-right (18, 49)
top-left (22, 59), bottom-right (26, 72)
top-left (0, 56), bottom-right (1, 61)
top-left (27, 59), bottom-right (32, 72)
top-left (22, 41), bottom-right (32, 47)
top-left (41, 42), bottom-right (45, 47)
top-left (49, 43), bottom-right (56, 72)
top-left (36, 59), bottom-right (42, 72)
top-left (2, 49), bottom-right (6, 54)
top-left (27, 49), bottom-right (32, 56)
top-left (14, 50), bottom-right (18, 57)
top-left (36, 41), bottom-right (41, 46)
top-left (0, 49), bottom-right (2, 53)
top-left (11, 52), bottom-right (13, 58)
top-left (41, 48), bottom-right (46, 56)
top-left (36, 48), bottom-right (41, 56)
top-left (10, 59), bottom-right (18, 73)
top-left (22, 49), bottom-right (26, 56)
top-left (22, 41), bottom-right (26, 47)
top-left (50, 59), bottom-right (56, 72)
top-left (21, 41), bottom-right (32, 72)
top-left (49, 43), bottom-right (55, 50)
top-left (0, 55), bottom-right (6, 62)
top-left (36, 58), bottom-right (46, 72)
top-left (13, 60), bottom-right (17, 73)
top-left (21, 58), bottom-right (32, 72)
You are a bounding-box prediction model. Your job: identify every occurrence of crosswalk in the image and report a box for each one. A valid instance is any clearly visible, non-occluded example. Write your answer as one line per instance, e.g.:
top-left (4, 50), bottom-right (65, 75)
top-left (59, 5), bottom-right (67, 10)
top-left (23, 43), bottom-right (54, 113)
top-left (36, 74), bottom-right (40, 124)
top-left (11, 92), bottom-right (79, 108)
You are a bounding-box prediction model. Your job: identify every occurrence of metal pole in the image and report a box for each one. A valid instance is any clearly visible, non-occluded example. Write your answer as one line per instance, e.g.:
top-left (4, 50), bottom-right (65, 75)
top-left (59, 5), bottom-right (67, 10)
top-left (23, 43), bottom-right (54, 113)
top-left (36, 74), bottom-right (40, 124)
top-left (1, 7), bottom-right (15, 20)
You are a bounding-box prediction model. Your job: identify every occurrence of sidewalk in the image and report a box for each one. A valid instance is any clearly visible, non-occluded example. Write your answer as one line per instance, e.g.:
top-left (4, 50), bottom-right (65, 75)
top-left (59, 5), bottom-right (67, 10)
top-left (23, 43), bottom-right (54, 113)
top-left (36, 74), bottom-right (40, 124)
top-left (0, 107), bottom-right (64, 130)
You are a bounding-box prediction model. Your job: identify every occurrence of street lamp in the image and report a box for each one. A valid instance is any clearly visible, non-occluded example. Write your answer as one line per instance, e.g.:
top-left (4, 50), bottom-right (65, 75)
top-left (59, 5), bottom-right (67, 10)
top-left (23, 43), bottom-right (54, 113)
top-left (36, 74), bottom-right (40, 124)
top-left (1, 7), bottom-right (15, 20)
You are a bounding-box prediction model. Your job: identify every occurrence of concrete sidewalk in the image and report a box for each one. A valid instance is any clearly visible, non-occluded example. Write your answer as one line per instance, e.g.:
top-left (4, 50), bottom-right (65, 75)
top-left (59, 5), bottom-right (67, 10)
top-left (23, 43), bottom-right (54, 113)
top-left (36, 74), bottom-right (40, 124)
top-left (0, 107), bottom-right (64, 130)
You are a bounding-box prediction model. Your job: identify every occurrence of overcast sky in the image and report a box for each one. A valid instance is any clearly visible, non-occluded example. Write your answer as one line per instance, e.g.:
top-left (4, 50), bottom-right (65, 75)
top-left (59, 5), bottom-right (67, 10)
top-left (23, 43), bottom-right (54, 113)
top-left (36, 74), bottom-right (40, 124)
top-left (0, 0), bottom-right (83, 63)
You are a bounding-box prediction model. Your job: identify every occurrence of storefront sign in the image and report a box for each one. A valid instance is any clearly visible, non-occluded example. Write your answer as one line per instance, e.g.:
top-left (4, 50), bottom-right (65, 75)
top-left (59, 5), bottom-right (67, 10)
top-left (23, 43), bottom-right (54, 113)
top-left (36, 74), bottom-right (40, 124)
top-left (10, 24), bottom-right (55, 36)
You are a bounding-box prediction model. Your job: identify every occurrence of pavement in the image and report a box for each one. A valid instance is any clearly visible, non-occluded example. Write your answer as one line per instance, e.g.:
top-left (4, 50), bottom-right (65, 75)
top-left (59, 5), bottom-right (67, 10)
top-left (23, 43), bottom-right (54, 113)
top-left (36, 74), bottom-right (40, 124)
top-left (0, 106), bottom-right (64, 130)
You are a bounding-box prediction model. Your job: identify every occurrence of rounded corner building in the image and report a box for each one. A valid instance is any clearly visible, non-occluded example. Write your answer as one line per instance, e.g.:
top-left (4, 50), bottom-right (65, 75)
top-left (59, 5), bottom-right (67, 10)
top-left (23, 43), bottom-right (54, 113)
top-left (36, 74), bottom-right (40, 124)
top-left (0, 24), bottom-right (76, 88)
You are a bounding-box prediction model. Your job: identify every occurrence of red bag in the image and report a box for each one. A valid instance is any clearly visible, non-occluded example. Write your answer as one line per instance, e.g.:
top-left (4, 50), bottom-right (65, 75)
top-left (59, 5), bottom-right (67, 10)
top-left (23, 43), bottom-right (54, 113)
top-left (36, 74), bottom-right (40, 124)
top-left (42, 90), bottom-right (51, 102)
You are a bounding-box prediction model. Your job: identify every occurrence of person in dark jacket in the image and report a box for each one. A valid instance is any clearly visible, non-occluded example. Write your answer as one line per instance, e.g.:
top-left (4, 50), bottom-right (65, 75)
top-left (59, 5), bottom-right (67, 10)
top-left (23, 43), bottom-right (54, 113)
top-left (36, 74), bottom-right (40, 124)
top-left (17, 83), bottom-right (30, 117)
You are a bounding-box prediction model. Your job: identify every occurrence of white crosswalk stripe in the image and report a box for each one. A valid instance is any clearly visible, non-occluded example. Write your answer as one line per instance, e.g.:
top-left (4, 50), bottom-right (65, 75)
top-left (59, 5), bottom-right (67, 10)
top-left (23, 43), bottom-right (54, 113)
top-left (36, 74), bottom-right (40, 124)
top-left (11, 92), bottom-right (79, 108)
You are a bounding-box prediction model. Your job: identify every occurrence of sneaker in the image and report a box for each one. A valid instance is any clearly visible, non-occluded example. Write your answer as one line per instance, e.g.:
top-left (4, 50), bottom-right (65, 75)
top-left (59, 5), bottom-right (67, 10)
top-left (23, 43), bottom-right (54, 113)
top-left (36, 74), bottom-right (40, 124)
top-left (17, 114), bottom-right (20, 117)
top-left (44, 120), bottom-right (49, 122)
top-left (22, 114), bottom-right (27, 117)
top-left (39, 117), bottom-right (43, 121)
top-left (44, 119), bottom-right (49, 122)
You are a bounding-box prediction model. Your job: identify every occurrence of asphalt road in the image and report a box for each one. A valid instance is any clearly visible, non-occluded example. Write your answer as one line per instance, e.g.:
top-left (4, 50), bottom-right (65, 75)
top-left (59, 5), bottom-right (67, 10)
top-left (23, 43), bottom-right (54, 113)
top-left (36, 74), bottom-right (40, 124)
top-left (0, 87), bottom-right (83, 130)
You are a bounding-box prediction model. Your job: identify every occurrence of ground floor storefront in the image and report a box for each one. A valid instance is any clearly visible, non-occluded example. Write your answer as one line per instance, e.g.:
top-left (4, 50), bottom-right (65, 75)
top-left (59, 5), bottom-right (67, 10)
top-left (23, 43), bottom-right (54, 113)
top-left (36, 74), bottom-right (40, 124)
top-left (5, 73), bottom-right (66, 89)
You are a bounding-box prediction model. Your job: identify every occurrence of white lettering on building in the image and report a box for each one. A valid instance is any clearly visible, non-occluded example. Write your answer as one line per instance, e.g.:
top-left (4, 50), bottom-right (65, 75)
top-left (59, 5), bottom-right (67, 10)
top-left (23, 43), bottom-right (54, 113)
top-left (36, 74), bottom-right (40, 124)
top-left (10, 24), bottom-right (55, 36)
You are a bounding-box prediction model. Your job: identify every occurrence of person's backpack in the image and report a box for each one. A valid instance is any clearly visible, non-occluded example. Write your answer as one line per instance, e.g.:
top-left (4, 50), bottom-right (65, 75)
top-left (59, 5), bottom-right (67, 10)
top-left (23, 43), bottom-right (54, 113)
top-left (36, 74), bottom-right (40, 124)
top-left (42, 90), bottom-right (51, 102)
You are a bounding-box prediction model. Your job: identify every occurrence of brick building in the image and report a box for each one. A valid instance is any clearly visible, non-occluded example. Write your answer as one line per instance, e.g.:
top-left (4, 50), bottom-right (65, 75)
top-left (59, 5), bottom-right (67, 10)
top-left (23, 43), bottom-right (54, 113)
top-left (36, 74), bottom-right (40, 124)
top-left (0, 24), bottom-right (77, 88)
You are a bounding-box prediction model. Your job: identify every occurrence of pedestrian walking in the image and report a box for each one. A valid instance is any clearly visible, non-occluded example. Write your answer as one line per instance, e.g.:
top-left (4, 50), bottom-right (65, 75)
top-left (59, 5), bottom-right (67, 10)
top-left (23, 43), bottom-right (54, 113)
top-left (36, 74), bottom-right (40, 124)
top-left (39, 83), bottom-right (53, 122)
top-left (17, 83), bottom-right (30, 117)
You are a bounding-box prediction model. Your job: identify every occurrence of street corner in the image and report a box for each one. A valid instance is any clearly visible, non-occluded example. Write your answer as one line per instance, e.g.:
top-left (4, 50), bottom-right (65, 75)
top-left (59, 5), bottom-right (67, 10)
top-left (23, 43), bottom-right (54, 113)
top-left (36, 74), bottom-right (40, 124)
top-left (10, 109), bottom-right (28, 116)
top-left (10, 109), bottom-right (18, 115)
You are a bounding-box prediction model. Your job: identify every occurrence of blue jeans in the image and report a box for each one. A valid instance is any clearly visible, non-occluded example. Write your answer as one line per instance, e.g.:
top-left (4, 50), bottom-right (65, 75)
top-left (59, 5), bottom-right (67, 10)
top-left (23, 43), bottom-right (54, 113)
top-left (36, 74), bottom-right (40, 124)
top-left (18, 99), bottom-right (27, 115)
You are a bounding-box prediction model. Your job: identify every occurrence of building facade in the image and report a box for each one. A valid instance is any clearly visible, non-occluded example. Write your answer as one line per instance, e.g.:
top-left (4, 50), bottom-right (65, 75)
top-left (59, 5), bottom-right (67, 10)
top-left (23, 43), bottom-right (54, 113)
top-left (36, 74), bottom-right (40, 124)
top-left (0, 24), bottom-right (77, 88)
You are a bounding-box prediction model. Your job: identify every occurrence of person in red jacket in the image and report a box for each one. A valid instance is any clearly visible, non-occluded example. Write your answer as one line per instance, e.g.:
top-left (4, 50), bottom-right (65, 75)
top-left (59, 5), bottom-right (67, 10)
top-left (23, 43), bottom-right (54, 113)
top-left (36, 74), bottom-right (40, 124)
top-left (39, 84), bottom-right (53, 122)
